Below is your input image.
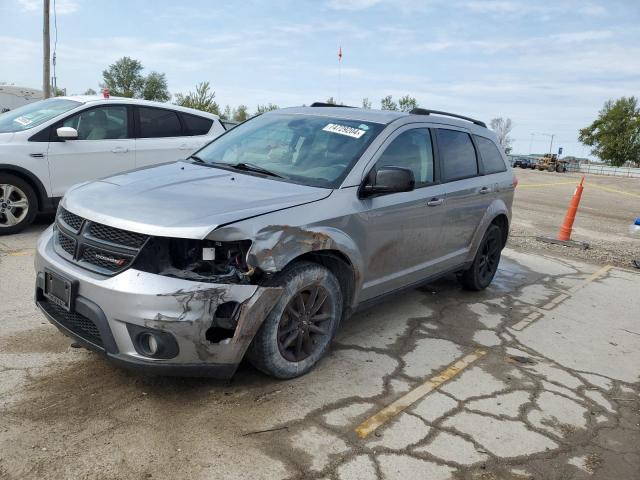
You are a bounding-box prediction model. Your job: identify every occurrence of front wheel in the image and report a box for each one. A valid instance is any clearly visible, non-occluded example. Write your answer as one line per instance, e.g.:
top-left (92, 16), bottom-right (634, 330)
top-left (459, 224), bottom-right (503, 291)
top-left (247, 261), bottom-right (343, 378)
top-left (0, 174), bottom-right (38, 235)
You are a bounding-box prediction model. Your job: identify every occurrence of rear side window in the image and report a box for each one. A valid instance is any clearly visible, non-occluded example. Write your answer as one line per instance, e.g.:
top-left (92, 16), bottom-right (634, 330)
top-left (138, 107), bottom-right (182, 138)
top-left (475, 136), bottom-right (507, 174)
top-left (181, 113), bottom-right (213, 136)
top-left (437, 129), bottom-right (478, 182)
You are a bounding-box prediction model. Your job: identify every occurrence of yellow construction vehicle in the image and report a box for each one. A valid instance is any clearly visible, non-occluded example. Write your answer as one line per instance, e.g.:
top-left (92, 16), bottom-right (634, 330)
top-left (534, 153), bottom-right (568, 173)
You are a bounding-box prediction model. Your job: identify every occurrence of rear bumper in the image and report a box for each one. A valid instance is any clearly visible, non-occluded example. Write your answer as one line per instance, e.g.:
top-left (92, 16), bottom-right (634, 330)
top-left (35, 225), bottom-right (282, 378)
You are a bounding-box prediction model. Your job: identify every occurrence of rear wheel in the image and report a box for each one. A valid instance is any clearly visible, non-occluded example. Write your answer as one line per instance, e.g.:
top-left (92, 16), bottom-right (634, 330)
top-left (459, 224), bottom-right (503, 291)
top-left (0, 174), bottom-right (38, 235)
top-left (247, 261), bottom-right (343, 378)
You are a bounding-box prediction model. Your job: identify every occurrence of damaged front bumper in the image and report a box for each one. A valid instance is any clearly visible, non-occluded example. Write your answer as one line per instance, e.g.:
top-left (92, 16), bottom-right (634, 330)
top-left (34, 226), bottom-right (282, 378)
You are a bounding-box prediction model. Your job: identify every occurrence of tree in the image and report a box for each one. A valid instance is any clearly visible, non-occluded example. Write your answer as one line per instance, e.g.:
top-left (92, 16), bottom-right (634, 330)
top-left (381, 95), bottom-right (398, 111)
top-left (579, 97), bottom-right (640, 167)
top-left (174, 82), bottom-right (220, 115)
top-left (233, 105), bottom-right (249, 122)
top-left (361, 98), bottom-right (372, 109)
top-left (221, 105), bottom-right (232, 121)
top-left (490, 117), bottom-right (514, 153)
top-left (101, 57), bottom-right (145, 98)
top-left (84, 88), bottom-right (97, 95)
top-left (398, 95), bottom-right (418, 112)
top-left (325, 97), bottom-right (337, 105)
top-left (142, 71), bottom-right (170, 102)
top-left (255, 103), bottom-right (279, 114)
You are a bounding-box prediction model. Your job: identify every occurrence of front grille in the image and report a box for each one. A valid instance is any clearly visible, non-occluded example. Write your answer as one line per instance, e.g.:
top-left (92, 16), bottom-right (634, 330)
top-left (40, 299), bottom-right (103, 347)
top-left (57, 229), bottom-right (76, 256)
top-left (54, 208), bottom-right (148, 276)
top-left (80, 246), bottom-right (133, 271)
top-left (59, 207), bottom-right (83, 232)
top-left (88, 222), bottom-right (148, 248)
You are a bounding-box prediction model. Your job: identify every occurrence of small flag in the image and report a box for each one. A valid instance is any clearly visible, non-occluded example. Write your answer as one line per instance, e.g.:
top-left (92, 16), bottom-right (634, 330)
top-left (338, 46), bottom-right (343, 62)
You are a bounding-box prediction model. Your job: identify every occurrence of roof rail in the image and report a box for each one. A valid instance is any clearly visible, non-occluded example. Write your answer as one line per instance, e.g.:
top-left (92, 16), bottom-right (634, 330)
top-left (409, 108), bottom-right (487, 128)
top-left (310, 102), bottom-right (355, 108)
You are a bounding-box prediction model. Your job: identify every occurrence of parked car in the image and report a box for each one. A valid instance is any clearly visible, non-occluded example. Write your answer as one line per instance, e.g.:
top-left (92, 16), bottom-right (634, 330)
top-left (0, 96), bottom-right (226, 234)
top-left (35, 105), bottom-right (515, 379)
top-left (513, 157), bottom-right (534, 169)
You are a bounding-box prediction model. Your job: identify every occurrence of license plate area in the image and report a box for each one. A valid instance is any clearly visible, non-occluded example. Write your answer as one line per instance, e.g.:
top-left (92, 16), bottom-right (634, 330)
top-left (44, 269), bottom-right (76, 312)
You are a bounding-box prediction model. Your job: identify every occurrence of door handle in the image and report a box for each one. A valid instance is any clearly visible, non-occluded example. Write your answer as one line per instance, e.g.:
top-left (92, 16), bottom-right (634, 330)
top-left (111, 147), bottom-right (128, 153)
top-left (427, 198), bottom-right (444, 207)
top-left (178, 144), bottom-right (192, 150)
top-left (479, 186), bottom-right (491, 194)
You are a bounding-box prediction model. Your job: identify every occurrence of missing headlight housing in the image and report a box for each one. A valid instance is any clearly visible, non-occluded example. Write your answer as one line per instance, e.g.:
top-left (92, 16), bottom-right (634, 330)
top-left (133, 238), bottom-right (254, 284)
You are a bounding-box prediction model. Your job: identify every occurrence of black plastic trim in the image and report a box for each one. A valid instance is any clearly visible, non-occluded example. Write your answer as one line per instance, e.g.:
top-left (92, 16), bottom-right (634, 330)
top-left (106, 354), bottom-right (239, 378)
top-left (126, 324), bottom-right (180, 359)
top-left (36, 274), bottom-right (119, 354)
top-left (409, 108), bottom-right (487, 128)
top-left (0, 163), bottom-right (52, 211)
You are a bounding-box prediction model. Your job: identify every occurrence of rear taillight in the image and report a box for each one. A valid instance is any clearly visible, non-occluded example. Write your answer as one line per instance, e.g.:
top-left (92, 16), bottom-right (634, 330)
top-left (512, 176), bottom-right (519, 188)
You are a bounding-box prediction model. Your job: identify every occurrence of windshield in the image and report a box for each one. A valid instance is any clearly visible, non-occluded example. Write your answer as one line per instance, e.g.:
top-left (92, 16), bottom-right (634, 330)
top-left (0, 98), bottom-right (81, 133)
top-left (193, 113), bottom-right (384, 188)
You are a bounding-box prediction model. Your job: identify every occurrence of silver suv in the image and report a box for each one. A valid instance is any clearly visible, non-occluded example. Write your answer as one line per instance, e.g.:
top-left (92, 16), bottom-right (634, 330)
top-left (35, 105), bottom-right (514, 379)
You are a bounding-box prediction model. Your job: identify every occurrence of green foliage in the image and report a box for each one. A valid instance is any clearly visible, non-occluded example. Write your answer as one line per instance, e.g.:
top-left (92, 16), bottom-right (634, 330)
top-left (579, 97), bottom-right (640, 167)
top-left (84, 88), bottom-right (97, 95)
top-left (398, 95), bottom-right (417, 112)
top-left (325, 97), bottom-right (337, 105)
top-left (221, 105), bottom-right (232, 121)
top-left (380, 95), bottom-right (398, 111)
top-left (142, 72), bottom-right (170, 102)
top-left (255, 103), bottom-right (279, 114)
top-left (174, 82), bottom-right (220, 115)
top-left (52, 87), bottom-right (66, 96)
top-left (361, 98), bottom-right (372, 109)
top-left (233, 105), bottom-right (249, 122)
top-left (101, 57), bottom-right (145, 98)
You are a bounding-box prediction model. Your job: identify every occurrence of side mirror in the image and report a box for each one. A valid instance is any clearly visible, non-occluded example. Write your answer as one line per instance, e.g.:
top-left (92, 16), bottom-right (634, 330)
top-left (56, 126), bottom-right (78, 140)
top-left (361, 166), bottom-right (415, 197)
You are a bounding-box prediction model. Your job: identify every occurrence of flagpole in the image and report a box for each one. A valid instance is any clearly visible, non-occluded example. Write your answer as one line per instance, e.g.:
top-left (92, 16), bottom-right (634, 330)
top-left (338, 45), bottom-right (342, 104)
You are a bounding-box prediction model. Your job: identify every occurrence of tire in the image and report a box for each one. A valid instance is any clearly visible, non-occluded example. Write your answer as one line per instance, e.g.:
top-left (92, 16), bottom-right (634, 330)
top-left (247, 261), bottom-right (343, 379)
top-left (459, 224), bottom-right (503, 291)
top-left (0, 174), bottom-right (38, 235)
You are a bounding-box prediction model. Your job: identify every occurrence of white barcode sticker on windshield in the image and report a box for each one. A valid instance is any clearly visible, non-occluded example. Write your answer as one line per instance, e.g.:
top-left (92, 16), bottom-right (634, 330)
top-left (14, 116), bottom-right (32, 126)
top-left (323, 123), bottom-right (366, 139)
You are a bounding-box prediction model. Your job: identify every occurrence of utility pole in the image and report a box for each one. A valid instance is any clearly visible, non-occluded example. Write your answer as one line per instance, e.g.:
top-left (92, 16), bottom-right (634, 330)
top-left (541, 133), bottom-right (555, 154)
top-left (43, 0), bottom-right (51, 98)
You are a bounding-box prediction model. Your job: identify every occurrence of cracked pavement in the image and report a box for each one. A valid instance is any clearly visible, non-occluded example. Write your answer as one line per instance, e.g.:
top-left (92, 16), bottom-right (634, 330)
top-left (1, 223), bottom-right (639, 480)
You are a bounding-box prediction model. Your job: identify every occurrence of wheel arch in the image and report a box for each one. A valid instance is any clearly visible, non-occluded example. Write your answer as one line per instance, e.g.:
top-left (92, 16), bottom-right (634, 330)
top-left (0, 164), bottom-right (50, 212)
top-left (289, 249), bottom-right (357, 315)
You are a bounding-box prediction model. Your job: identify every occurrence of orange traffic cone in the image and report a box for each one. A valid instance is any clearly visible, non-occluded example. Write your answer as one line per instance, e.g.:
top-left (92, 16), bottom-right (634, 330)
top-left (536, 176), bottom-right (589, 249)
top-left (557, 176), bottom-right (585, 241)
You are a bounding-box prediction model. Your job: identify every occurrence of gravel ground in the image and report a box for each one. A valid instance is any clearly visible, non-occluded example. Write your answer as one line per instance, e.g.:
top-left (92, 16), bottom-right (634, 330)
top-left (508, 168), bottom-right (640, 268)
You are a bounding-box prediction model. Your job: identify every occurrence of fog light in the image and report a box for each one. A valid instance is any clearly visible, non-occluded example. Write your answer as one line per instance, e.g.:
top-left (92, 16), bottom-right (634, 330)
top-left (126, 324), bottom-right (179, 359)
top-left (139, 333), bottom-right (159, 356)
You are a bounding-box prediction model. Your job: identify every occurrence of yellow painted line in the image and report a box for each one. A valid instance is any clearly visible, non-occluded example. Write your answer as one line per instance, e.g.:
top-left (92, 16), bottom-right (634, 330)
top-left (517, 181), bottom-right (577, 188)
top-left (585, 183), bottom-right (640, 199)
top-left (542, 293), bottom-right (569, 310)
top-left (512, 265), bottom-right (613, 332)
top-left (4, 248), bottom-right (35, 257)
top-left (567, 265), bottom-right (613, 294)
top-left (355, 349), bottom-right (486, 439)
top-left (511, 311), bottom-right (543, 331)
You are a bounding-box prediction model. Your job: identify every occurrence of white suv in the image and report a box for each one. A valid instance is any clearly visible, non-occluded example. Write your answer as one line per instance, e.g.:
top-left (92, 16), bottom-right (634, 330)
top-left (0, 96), bottom-right (226, 234)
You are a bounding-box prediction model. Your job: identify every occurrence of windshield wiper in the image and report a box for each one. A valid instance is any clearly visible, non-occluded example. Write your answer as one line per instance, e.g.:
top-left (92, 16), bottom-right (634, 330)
top-left (229, 162), bottom-right (283, 178)
top-left (188, 154), bottom-right (205, 163)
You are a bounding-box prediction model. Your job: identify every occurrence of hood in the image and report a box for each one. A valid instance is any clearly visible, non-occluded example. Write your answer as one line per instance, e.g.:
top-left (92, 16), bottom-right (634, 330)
top-left (63, 161), bottom-right (332, 239)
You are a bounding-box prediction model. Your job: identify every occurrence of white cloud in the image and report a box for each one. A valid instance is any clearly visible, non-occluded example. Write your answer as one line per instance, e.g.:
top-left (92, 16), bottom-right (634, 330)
top-left (326, 0), bottom-right (384, 11)
top-left (17, 0), bottom-right (79, 14)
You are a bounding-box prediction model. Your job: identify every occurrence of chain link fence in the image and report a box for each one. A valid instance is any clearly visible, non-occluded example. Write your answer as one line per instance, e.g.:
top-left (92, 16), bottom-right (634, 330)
top-left (565, 163), bottom-right (640, 178)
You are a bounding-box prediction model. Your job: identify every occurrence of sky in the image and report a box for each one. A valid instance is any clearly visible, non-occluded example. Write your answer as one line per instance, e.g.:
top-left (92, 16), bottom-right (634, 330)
top-left (1, 0), bottom-right (639, 158)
